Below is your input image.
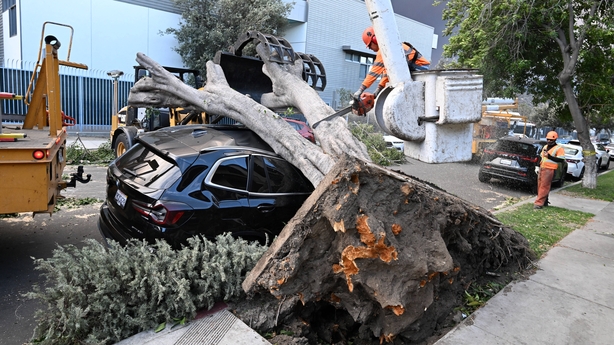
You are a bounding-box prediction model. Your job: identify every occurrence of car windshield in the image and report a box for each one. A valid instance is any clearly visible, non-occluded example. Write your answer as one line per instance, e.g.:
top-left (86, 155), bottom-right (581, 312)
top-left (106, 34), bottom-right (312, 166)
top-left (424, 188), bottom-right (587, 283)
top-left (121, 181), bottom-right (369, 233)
top-left (492, 140), bottom-right (539, 156)
top-left (114, 143), bottom-right (182, 190)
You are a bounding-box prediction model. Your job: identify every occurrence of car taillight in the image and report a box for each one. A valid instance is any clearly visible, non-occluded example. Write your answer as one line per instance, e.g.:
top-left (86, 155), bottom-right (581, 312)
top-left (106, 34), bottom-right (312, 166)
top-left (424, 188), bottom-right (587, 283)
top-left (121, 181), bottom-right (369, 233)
top-left (520, 156), bottom-right (538, 163)
top-left (566, 158), bottom-right (580, 163)
top-left (132, 200), bottom-right (191, 226)
top-left (483, 149), bottom-right (494, 155)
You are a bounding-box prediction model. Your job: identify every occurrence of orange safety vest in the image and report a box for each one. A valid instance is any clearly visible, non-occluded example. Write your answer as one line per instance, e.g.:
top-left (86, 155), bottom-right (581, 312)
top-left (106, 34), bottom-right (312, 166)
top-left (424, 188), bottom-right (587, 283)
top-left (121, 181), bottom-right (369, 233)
top-left (360, 43), bottom-right (431, 90)
top-left (540, 144), bottom-right (565, 170)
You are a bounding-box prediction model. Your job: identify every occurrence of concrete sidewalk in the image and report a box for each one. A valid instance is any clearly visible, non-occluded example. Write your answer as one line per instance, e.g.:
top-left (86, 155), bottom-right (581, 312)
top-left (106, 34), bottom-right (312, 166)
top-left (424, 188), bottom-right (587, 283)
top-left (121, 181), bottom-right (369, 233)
top-left (435, 191), bottom-right (614, 345)
top-left (66, 133), bottom-right (108, 150)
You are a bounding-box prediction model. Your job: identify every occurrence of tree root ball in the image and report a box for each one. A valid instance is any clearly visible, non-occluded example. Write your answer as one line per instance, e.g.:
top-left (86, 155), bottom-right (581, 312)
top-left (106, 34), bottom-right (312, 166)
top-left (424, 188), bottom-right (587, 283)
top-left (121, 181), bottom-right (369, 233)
top-left (234, 154), bottom-right (535, 343)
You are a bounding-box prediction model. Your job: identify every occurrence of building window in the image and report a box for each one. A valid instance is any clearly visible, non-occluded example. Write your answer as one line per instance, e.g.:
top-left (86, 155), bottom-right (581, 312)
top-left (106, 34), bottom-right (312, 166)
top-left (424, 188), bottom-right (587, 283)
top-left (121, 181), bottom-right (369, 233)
top-left (3, 0), bottom-right (17, 37)
top-left (345, 53), bottom-right (373, 78)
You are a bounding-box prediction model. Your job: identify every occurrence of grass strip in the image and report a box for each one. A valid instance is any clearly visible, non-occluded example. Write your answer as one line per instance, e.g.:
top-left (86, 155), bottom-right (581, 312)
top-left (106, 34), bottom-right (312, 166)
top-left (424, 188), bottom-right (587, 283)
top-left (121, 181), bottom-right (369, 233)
top-left (496, 203), bottom-right (593, 257)
top-left (562, 170), bottom-right (614, 201)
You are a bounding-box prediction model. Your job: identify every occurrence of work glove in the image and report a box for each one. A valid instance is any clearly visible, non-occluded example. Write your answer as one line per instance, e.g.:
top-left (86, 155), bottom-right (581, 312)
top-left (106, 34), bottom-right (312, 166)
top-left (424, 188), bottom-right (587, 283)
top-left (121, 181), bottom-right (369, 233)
top-left (374, 86), bottom-right (383, 97)
top-left (353, 87), bottom-right (365, 101)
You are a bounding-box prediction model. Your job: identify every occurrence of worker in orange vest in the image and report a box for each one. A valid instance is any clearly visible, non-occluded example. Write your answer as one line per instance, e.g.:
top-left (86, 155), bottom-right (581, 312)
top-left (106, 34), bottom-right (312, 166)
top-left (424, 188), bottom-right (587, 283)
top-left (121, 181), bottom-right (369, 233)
top-left (534, 131), bottom-right (566, 209)
top-left (354, 26), bottom-right (430, 99)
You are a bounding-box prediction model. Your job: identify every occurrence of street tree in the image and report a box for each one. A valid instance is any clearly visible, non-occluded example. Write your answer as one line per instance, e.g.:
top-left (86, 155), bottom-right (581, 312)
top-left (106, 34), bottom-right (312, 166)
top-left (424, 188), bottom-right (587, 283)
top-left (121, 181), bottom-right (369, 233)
top-left (441, 0), bottom-right (614, 188)
top-left (165, 0), bottom-right (292, 74)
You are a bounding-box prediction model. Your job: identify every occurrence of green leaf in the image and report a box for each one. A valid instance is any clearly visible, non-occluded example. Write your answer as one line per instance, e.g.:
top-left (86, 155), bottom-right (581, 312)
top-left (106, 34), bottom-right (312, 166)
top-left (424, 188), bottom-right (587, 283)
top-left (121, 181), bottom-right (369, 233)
top-left (155, 322), bottom-right (166, 333)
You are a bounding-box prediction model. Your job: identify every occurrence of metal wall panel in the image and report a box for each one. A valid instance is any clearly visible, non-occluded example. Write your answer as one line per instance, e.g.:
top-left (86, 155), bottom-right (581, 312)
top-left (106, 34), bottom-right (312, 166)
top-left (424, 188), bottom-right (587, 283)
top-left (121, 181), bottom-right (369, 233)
top-left (114, 0), bottom-right (181, 14)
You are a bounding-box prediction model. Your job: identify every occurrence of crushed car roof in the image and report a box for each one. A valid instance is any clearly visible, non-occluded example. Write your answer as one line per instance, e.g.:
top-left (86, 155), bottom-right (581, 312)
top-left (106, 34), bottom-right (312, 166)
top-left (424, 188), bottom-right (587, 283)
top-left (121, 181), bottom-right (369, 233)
top-left (136, 124), bottom-right (275, 158)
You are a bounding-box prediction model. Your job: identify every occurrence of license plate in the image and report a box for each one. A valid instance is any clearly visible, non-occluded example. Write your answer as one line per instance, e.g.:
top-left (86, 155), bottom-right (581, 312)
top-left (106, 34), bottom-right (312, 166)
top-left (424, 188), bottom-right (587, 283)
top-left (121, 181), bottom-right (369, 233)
top-left (114, 189), bottom-right (127, 209)
top-left (500, 159), bottom-right (512, 165)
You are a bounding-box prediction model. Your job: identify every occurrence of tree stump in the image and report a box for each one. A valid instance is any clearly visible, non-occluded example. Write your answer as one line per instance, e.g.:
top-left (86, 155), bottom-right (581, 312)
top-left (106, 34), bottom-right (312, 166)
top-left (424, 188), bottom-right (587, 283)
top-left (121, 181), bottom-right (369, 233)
top-left (236, 154), bottom-right (535, 343)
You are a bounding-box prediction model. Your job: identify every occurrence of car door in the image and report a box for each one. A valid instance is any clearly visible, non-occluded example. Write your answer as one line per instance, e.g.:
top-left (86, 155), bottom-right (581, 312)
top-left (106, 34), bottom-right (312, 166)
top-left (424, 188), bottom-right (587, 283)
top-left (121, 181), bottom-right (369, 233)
top-left (247, 155), bottom-right (313, 238)
top-left (204, 155), bottom-right (251, 238)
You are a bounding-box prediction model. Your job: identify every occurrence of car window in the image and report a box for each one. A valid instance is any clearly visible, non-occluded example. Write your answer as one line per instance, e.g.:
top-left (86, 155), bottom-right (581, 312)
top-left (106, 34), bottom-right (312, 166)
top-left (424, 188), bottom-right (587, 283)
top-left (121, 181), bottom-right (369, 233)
top-left (492, 140), bottom-right (539, 156)
top-left (249, 156), bottom-right (269, 193)
top-left (114, 143), bottom-right (181, 190)
top-left (564, 147), bottom-right (580, 156)
top-left (595, 144), bottom-right (606, 151)
top-left (264, 157), bottom-right (313, 193)
top-left (211, 156), bottom-right (249, 190)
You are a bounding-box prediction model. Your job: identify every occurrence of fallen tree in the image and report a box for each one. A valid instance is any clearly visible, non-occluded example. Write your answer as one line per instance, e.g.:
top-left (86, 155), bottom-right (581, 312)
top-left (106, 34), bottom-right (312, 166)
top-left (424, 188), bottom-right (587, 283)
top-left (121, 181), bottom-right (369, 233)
top-left (128, 40), bottom-right (535, 343)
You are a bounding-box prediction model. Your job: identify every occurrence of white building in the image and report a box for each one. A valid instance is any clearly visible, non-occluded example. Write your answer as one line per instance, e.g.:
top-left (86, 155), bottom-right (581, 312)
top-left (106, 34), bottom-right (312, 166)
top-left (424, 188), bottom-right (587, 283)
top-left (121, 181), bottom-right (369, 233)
top-left (1, 0), bottom-right (436, 121)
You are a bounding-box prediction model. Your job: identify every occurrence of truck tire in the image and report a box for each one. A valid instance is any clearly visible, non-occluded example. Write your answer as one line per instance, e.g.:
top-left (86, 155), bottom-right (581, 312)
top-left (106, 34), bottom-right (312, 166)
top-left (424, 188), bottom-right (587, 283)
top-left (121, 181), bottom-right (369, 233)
top-left (115, 133), bottom-right (130, 158)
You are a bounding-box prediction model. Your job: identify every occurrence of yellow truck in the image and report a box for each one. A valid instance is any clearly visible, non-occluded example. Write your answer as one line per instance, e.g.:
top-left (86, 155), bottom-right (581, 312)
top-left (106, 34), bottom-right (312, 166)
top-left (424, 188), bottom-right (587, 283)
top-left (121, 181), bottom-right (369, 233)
top-left (0, 22), bottom-right (90, 215)
top-left (109, 66), bottom-right (205, 157)
top-left (472, 98), bottom-right (533, 159)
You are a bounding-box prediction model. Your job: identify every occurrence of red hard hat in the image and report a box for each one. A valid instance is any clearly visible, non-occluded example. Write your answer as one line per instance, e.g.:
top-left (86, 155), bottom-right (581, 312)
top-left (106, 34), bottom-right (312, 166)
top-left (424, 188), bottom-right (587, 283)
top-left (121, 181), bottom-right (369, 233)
top-left (362, 27), bottom-right (378, 47)
top-left (546, 131), bottom-right (558, 140)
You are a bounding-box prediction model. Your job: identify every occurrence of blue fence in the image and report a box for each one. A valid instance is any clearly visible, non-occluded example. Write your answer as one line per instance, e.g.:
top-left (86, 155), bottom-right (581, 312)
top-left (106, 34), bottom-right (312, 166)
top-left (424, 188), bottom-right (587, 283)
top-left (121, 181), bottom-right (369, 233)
top-left (1, 59), bottom-right (134, 134)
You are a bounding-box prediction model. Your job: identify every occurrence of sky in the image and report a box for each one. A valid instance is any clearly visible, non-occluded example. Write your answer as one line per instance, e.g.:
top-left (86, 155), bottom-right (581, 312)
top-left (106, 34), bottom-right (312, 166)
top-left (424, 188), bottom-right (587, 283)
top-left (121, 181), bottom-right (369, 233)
top-left (390, 0), bottom-right (449, 66)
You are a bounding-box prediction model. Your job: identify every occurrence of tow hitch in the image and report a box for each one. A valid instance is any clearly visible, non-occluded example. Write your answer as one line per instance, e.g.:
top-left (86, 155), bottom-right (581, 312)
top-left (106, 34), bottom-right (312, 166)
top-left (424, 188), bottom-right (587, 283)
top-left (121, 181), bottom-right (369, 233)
top-left (62, 166), bottom-right (91, 188)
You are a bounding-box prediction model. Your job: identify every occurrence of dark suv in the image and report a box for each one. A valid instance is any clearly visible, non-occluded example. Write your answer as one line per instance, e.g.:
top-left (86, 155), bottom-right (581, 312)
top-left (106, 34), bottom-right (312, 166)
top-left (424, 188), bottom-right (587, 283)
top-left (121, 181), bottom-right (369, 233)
top-left (98, 124), bottom-right (314, 248)
top-left (478, 136), bottom-right (567, 192)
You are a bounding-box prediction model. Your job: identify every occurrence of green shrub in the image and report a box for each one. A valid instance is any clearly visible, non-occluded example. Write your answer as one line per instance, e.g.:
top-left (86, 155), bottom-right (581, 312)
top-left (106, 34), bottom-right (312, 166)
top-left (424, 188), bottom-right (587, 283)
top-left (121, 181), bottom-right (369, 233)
top-left (66, 139), bottom-right (115, 164)
top-left (350, 122), bottom-right (406, 166)
top-left (26, 234), bottom-right (267, 344)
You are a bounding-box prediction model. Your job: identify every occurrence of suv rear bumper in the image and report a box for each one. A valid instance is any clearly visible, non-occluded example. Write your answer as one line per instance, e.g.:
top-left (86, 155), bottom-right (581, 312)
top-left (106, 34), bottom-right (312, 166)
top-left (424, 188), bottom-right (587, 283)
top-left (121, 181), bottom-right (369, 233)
top-left (480, 165), bottom-right (536, 185)
top-left (98, 202), bottom-right (133, 246)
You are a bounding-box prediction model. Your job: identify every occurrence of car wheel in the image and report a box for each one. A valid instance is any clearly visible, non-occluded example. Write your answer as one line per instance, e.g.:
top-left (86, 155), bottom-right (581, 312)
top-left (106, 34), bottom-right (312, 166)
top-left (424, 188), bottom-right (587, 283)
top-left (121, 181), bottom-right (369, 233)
top-left (578, 167), bottom-right (585, 180)
top-left (478, 170), bottom-right (490, 183)
top-left (597, 158), bottom-right (603, 170)
top-left (115, 133), bottom-right (130, 158)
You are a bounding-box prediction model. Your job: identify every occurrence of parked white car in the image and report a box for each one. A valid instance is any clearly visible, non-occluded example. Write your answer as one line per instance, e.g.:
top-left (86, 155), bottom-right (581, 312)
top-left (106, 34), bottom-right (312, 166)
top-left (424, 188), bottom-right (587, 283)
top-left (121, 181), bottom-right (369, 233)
top-left (563, 141), bottom-right (609, 180)
top-left (605, 142), bottom-right (614, 162)
top-left (383, 135), bottom-right (404, 151)
top-left (567, 140), bottom-right (609, 169)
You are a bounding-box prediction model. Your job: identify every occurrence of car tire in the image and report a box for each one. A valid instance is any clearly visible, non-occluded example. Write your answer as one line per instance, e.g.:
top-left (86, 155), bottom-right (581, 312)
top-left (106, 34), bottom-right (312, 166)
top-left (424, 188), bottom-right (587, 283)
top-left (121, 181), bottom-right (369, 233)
top-left (597, 158), bottom-right (603, 170)
top-left (578, 167), bottom-right (585, 181)
top-left (478, 170), bottom-right (490, 183)
top-left (115, 133), bottom-right (130, 158)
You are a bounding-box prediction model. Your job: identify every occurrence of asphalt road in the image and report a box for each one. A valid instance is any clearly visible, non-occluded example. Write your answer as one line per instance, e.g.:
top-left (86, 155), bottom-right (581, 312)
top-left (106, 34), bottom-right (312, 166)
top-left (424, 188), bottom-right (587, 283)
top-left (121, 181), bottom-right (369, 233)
top-left (0, 161), bottom-right (534, 344)
top-left (395, 157), bottom-right (536, 211)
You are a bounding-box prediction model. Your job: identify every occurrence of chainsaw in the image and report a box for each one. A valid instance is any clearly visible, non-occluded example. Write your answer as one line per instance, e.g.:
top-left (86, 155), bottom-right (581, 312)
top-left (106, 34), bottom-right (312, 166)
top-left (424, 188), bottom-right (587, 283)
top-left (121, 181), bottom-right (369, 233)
top-left (312, 92), bottom-right (375, 129)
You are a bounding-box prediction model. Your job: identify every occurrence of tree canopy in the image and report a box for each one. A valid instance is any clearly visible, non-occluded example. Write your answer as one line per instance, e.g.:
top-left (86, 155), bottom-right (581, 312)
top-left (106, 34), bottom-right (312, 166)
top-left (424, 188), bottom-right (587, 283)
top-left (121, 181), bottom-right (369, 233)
top-left (166, 0), bottom-right (292, 74)
top-left (440, 0), bottom-right (614, 188)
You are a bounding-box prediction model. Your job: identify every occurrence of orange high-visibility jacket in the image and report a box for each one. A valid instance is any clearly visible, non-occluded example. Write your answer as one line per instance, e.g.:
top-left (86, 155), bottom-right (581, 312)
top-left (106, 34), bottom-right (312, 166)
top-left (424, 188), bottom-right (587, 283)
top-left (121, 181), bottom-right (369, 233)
top-left (540, 144), bottom-right (565, 170)
top-left (360, 42), bottom-right (430, 90)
